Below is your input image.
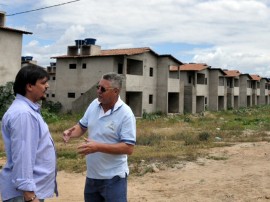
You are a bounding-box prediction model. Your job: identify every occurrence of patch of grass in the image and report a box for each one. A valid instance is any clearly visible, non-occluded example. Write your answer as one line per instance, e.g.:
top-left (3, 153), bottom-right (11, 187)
top-left (1, 105), bottom-right (270, 175)
top-left (57, 157), bottom-right (86, 173)
top-left (207, 155), bottom-right (228, 161)
top-left (136, 133), bottom-right (164, 146)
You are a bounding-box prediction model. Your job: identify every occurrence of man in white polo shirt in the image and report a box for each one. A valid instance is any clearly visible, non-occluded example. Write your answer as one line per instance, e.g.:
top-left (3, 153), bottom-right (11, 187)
top-left (63, 72), bottom-right (136, 202)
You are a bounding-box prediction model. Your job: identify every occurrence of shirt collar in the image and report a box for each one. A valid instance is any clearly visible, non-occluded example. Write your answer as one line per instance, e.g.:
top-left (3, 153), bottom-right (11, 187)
top-left (16, 94), bottom-right (41, 112)
top-left (98, 96), bottom-right (123, 114)
top-left (113, 97), bottom-right (123, 112)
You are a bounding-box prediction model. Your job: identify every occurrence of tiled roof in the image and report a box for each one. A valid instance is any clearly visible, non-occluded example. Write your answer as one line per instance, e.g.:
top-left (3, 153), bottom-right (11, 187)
top-left (180, 63), bottom-right (209, 71)
top-left (52, 47), bottom-right (156, 59)
top-left (250, 74), bottom-right (261, 81)
top-left (0, 26), bottom-right (32, 34)
top-left (52, 47), bottom-right (184, 64)
top-left (224, 70), bottom-right (241, 77)
top-left (99, 47), bottom-right (153, 56)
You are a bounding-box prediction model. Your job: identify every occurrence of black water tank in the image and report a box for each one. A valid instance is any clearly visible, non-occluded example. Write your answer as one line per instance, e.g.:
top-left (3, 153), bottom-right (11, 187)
top-left (75, 39), bottom-right (85, 46)
top-left (84, 38), bottom-right (96, 45)
top-left (25, 56), bottom-right (33, 61)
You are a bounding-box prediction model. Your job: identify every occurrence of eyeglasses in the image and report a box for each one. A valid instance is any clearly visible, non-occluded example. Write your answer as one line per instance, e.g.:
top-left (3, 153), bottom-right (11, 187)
top-left (96, 85), bottom-right (114, 93)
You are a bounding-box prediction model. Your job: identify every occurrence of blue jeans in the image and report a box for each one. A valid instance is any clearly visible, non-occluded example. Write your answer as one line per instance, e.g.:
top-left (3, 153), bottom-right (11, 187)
top-left (84, 175), bottom-right (127, 202)
top-left (3, 196), bottom-right (44, 202)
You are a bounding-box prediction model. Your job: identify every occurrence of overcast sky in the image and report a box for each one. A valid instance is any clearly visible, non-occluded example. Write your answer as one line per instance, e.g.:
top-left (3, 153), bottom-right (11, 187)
top-left (1, 0), bottom-right (270, 77)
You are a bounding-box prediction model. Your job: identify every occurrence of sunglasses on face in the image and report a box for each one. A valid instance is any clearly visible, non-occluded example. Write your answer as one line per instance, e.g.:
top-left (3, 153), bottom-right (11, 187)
top-left (96, 85), bottom-right (114, 93)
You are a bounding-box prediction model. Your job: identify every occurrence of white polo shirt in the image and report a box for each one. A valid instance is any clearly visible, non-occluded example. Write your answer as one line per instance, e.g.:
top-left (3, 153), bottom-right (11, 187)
top-left (79, 97), bottom-right (136, 179)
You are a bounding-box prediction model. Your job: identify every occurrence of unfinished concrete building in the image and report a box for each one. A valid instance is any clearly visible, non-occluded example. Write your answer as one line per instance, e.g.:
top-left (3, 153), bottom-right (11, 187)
top-left (51, 39), bottom-right (183, 117)
top-left (260, 77), bottom-right (270, 105)
top-left (239, 74), bottom-right (253, 108)
top-left (48, 39), bottom-right (270, 116)
top-left (250, 74), bottom-right (261, 106)
top-left (208, 68), bottom-right (227, 111)
top-left (179, 63), bottom-right (210, 114)
top-left (224, 70), bottom-right (240, 109)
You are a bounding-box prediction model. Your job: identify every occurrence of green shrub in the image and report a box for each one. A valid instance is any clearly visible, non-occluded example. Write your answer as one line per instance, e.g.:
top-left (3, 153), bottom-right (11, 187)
top-left (42, 100), bottom-right (62, 113)
top-left (41, 108), bottom-right (60, 123)
top-left (0, 82), bottom-right (15, 120)
top-left (136, 133), bottom-right (163, 146)
top-left (142, 111), bottom-right (164, 120)
top-left (198, 132), bottom-right (211, 141)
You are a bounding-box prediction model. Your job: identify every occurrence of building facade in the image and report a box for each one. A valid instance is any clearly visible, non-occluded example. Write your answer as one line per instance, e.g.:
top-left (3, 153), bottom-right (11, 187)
top-left (48, 39), bottom-right (270, 117)
top-left (0, 12), bottom-right (32, 86)
top-left (224, 70), bottom-right (240, 109)
top-left (50, 39), bottom-right (183, 116)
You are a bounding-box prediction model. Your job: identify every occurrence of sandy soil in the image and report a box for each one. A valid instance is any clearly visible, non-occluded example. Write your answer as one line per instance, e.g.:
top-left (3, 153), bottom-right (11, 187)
top-left (43, 141), bottom-right (270, 202)
top-left (1, 142), bottom-right (270, 201)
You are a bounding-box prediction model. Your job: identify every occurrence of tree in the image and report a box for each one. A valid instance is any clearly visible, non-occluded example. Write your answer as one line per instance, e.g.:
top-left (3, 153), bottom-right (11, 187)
top-left (0, 82), bottom-right (15, 120)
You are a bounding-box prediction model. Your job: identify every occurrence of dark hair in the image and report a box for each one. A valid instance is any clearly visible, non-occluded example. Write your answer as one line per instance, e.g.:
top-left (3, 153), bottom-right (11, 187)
top-left (13, 64), bottom-right (49, 96)
top-left (102, 72), bottom-right (123, 89)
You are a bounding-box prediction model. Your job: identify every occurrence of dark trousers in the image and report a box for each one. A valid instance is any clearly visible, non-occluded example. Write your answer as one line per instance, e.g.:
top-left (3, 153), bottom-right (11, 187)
top-left (84, 175), bottom-right (127, 202)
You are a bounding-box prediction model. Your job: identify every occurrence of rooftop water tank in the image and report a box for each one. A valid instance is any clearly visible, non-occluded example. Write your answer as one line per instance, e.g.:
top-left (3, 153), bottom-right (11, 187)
top-left (25, 56), bottom-right (33, 61)
top-left (21, 56), bottom-right (33, 62)
top-left (84, 38), bottom-right (96, 45)
top-left (75, 39), bottom-right (85, 46)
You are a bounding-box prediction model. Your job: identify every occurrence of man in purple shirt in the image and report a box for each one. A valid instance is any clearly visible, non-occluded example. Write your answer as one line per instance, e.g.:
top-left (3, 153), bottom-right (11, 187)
top-left (0, 64), bottom-right (58, 202)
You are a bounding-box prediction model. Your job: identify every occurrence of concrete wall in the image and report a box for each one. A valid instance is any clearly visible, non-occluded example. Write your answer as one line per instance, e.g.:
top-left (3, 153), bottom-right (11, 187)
top-left (259, 79), bottom-right (267, 105)
top-left (156, 59), bottom-right (169, 113)
top-left (125, 52), bottom-right (158, 115)
top-left (239, 75), bottom-right (249, 108)
top-left (209, 70), bottom-right (219, 111)
top-left (157, 57), bottom-right (184, 113)
top-left (72, 84), bottom-right (97, 113)
top-left (0, 30), bottom-right (23, 85)
top-left (55, 51), bottom-right (172, 115)
top-left (52, 44), bottom-right (270, 116)
top-left (251, 81), bottom-right (260, 106)
top-left (209, 70), bottom-right (226, 111)
top-left (227, 87), bottom-right (239, 109)
top-left (181, 69), bottom-right (209, 114)
top-left (126, 92), bottom-right (142, 117)
top-left (181, 71), bottom-right (195, 114)
top-left (196, 69), bottom-right (209, 113)
top-left (142, 52), bottom-right (158, 114)
top-left (156, 57), bottom-right (183, 114)
top-left (59, 51), bottom-right (186, 116)
top-left (55, 57), bottom-right (115, 112)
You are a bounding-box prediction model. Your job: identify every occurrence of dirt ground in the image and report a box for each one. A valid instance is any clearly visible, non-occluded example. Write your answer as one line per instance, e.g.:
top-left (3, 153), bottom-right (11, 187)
top-left (1, 142), bottom-right (270, 201)
top-left (43, 141), bottom-right (270, 202)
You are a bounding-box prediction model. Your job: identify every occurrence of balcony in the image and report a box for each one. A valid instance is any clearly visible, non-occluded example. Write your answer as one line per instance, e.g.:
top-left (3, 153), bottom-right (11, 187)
top-left (196, 84), bottom-right (207, 96)
top-left (234, 87), bottom-right (239, 96)
top-left (218, 86), bottom-right (225, 96)
top-left (126, 74), bottom-right (144, 91)
top-left (168, 78), bottom-right (180, 92)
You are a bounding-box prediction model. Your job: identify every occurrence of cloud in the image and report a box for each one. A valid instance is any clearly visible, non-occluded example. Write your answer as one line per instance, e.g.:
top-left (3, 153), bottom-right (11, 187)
top-left (2, 0), bottom-right (270, 77)
top-left (193, 46), bottom-right (270, 75)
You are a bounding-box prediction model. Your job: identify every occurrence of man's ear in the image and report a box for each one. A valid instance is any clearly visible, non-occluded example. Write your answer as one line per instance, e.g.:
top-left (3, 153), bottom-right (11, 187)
top-left (114, 88), bottom-right (119, 94)
top-left (26, 83), bottom-right (33, 92)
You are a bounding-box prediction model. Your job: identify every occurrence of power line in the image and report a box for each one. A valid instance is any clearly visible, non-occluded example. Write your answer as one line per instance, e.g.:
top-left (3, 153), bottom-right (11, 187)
top-left (6, 0), bottom-right (81, 16)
